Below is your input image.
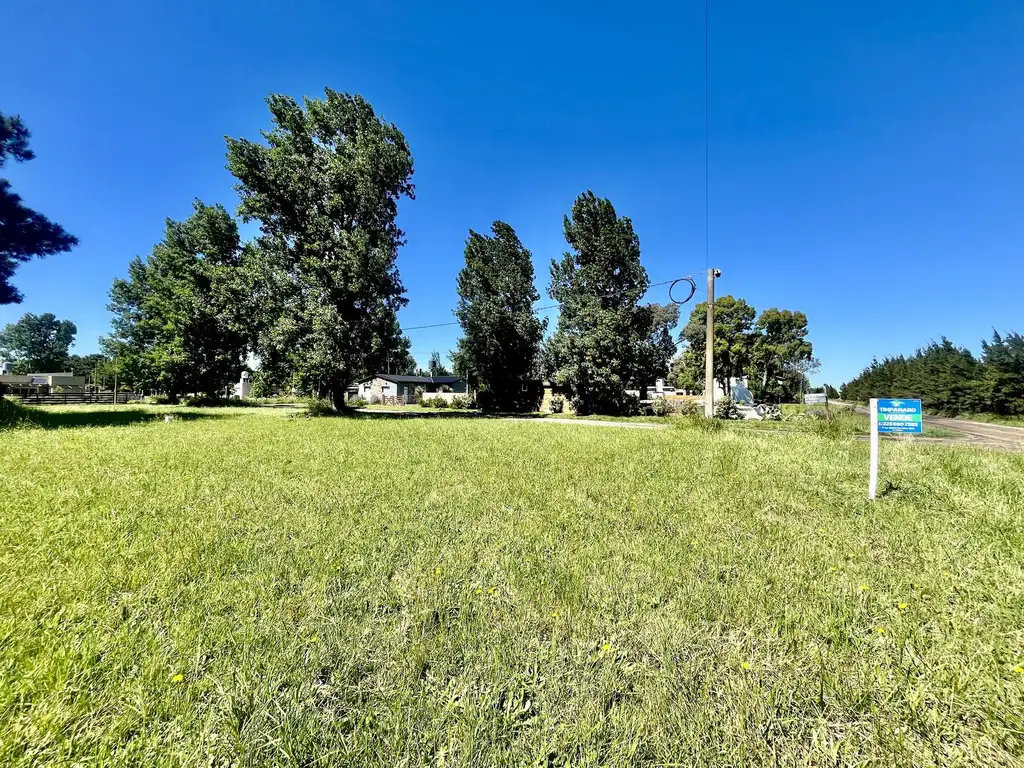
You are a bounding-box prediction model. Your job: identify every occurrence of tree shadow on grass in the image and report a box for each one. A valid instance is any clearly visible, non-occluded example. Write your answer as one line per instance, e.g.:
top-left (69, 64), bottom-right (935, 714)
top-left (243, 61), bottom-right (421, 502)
top-left (28, 409), bottom-right (225, 430)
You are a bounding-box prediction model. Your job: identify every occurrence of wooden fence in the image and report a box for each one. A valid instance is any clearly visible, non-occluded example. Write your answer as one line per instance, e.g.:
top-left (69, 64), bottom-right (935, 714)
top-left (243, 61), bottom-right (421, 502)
top-left (4, 392), bottom-right (142, 406)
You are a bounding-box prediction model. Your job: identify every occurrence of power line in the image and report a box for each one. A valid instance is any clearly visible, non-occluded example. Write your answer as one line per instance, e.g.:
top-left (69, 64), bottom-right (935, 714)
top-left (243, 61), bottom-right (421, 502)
top-left (700, 0), bottom-right (708, 274)
top-left (400, 273), bottom-right (705, 332)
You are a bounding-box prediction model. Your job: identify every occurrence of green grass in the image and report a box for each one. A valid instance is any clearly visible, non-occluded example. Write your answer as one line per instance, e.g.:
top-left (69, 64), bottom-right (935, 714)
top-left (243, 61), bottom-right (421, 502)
top-left (2, 406), bottom-right (1023, 766)
top-left (543, 412), bottom-right (671, 424)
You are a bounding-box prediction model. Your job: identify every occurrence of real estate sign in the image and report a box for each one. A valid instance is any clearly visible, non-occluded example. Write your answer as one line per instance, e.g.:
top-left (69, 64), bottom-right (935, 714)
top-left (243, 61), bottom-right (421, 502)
top-left (875, 398), bottom-right (923, 434)
top-left (803, 393), bottom-right (828, 405)
top-left (868, 398), bottom-right (923, 499)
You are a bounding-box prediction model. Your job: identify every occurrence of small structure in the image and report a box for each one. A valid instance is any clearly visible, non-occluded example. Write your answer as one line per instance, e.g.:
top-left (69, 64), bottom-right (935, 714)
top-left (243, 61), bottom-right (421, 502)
top-left (233, 371), bottom-right (252, 399)
top-left (349, 373), bottom-right (467, 405)
top-left (0, 371), bottom-right (86, 395)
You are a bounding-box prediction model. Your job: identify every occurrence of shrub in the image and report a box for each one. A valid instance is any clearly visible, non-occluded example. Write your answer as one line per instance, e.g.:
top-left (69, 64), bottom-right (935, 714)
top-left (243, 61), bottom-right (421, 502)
top-left (348, 397), bottom-right (369, 408)
top-left (549, 395), bottom-right (565, 414)
top-left (368, 394), bottom-right (381, 405)
top-left (433, 397), bottom-right (449, 409)
top-left (420, 397), bottom-right (433, 408)
top-left (675, 400), bottom-right (700, 417)
top-left (450, 395), bottom-right (474, 409)
top-left (621, 393), bottom-right (641, 417)
top-left (651, 397), bottom-right (670, 417)
top-left (182, 395), bottom-right (229, 407)
top-left (146, 394), bottom-right (173, 405)
top-left (126, 399), bottom-right (145, 405)
top-left (304, 397), bottom-right (335, 417)
top-left (714, 397), bottom-right (742, 420)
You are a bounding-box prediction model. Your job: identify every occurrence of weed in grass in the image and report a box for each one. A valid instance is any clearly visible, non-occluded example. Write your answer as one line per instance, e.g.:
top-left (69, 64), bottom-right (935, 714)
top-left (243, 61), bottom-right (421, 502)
top-left (1, 408), bottom-right (1022, 765)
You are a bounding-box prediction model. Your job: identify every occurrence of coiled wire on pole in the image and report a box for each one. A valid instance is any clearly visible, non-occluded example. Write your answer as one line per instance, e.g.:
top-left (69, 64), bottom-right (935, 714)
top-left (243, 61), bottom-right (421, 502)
top-left (668, 276), bottom-right (697, 306)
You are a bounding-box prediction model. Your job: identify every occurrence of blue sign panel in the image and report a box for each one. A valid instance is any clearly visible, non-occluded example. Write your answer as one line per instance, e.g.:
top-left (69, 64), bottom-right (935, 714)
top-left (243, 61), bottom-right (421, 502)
top-left (875, 398), bottom-right (923, 434)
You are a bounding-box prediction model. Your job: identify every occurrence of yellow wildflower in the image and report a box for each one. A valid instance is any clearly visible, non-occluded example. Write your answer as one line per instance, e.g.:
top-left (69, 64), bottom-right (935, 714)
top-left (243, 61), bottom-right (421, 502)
top-left (875, 627), bottom-right (886, 635)
top-left (858, 584), bottom-right (869, 592)
top-left (1014, 665), bottom-right (1024, 675)
top-left (170, 673), bottom-right (184, 683)
top-left (740, 661), bottom-right (750, 671)
top-left (898, 603), bottom-right (908, 611)
top-left (488, 587), bottom-right (498, 596)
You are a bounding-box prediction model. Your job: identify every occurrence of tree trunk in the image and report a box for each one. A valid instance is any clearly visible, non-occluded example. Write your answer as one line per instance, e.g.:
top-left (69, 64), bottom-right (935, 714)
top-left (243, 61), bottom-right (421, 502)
top-left (329, 383), bottom-right (347, 411)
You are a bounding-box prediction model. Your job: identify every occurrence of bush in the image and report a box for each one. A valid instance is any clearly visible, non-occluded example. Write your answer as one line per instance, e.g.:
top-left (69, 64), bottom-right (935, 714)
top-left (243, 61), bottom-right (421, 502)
top-left (621, 393), bottom-right (641, 417)
top-left (419, 396), bottom-right (450, 408)
top-left (126, 399), bottom-right (145, 405)
top-left (368, 394), bottom-right (381, 405)
top-left (714, 397), bottom-right (742, 420)
top-left (146, 394), bottom-right (173, 405)
top-left (675, 400), bottom-right (700, 417)
top-left (651, 397), bottom-right (671, 416)
top-left (450, 395), bottom-right (468, 409)
top-left (549, 395), bottom-right (565, 414)
top-left (304, 397), bottom-right (335, 417)
top-left (182, 395), bottom-right (225, 407)
top-left (348, 397), bottom-right (369, 408)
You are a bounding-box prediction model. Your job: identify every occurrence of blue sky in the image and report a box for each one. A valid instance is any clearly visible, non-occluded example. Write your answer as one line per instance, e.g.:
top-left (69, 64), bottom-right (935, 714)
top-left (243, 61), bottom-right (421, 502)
top-left (5, 0), bottom-right (1023, 385)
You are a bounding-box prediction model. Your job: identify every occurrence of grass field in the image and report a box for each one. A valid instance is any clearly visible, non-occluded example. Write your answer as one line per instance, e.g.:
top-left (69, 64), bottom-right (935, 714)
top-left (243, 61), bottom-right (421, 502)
top-left (2, 405), bottom-right (1023, 766)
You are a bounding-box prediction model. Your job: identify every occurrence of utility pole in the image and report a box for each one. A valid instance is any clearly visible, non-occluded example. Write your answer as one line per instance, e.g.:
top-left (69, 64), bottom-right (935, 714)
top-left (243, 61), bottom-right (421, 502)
top-left (704, 268), bottom-right (721, 418)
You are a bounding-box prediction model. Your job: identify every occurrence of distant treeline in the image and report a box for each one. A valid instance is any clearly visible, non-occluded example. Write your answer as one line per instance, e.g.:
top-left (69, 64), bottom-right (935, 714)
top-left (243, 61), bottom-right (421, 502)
top-left (841, 332), bottom-right (1024, 416)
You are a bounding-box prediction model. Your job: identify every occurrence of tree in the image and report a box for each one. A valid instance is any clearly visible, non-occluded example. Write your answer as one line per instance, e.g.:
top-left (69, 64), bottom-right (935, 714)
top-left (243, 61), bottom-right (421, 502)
top-left (1, 113), bottom-right (78, 304)
top-left (67, 353), bottom-right (110, 386)
top-left (679, 295), bottom-right (756, 396)
top-left (545, 192), bottom-right (670, 414)
top-left (428, 351), bottom-right (450, 377)
top-left (749, 309), bottom-right (812, 402)
top-left (0, 312), bottom-right (76, 371)
top-left (980, 331), bottom-right (1024, 415)
top-left (840, 338), bottom-right (987, 414)
top-left (785, 356), bottom-right (821, 402)
top-left (103, 201), bottom-right (248, 399)
top-left (226, 89), bottom-right (414, 409)
top-left (452, 221), bottom-right (545, 410)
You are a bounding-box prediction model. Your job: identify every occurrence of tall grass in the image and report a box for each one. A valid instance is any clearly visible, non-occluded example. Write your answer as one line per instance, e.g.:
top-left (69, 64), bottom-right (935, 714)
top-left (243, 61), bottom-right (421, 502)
top-left (1, 408), bottom-right (1022, 765)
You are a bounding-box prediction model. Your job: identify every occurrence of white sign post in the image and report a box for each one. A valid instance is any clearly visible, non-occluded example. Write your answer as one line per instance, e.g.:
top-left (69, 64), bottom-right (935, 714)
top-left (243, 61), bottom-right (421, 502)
top-left (868, 398), bottom-right (879, 500)
top-left (868, 397), bottom-right (923, 500)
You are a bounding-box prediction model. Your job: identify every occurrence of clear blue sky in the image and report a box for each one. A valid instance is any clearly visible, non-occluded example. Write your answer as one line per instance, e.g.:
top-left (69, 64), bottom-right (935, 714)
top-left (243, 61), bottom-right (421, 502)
top-left (5, 0), bottom-right (1023, 385)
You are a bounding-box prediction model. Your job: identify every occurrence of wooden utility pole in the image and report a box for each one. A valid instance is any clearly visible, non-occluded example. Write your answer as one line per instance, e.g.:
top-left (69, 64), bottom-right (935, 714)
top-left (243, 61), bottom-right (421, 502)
top-left (704, 268), bottom-right (720, 418)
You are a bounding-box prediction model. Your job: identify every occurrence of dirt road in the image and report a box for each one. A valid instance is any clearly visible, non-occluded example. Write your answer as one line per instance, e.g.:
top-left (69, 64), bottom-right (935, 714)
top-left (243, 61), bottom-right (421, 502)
top-left (853, 406), bottom-right (1024, 450)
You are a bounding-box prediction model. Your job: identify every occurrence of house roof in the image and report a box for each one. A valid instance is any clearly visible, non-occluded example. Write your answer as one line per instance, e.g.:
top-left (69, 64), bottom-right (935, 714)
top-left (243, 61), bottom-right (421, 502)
top-left (358, 373), bottom-right (464, 385)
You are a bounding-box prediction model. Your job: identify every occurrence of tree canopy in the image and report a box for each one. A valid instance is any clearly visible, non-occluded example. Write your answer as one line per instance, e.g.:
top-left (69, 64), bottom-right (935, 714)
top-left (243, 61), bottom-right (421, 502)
top-left (1, 113), bottom-right (78, 304)
top-left (452, 221), bottom-right (544, 410)
top-left (545, 192), bottom-right (674, 414)
top-left (103, 201), bottom-right (248, 398)
top-left (226, 89), bottom-right (415, 408)
top-left (677, 296), bottom-right (756, 396)
top-left (0, 312), bottom-right (77, 372)
top-left (672, 298), bottom-right (815, 401)
top-left (841, 332), bottom-right (1024, 416)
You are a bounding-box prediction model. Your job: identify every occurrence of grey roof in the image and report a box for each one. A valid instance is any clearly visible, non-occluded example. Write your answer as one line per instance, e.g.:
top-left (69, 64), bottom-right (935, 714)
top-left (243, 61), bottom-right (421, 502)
top-left (358, 373), bottom-right (464, 385)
